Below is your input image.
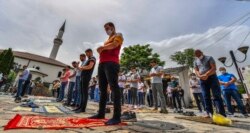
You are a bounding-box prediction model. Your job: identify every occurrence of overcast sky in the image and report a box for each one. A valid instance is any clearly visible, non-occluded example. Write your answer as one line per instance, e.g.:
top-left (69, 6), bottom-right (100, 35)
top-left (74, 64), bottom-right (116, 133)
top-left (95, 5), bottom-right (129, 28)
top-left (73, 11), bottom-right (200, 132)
top-left (0, 0), bottom-right (250, 76)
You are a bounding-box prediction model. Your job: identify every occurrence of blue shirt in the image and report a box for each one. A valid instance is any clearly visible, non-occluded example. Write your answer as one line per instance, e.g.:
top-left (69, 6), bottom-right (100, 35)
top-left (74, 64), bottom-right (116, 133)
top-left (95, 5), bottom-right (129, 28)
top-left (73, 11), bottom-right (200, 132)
top-left (218, 73), bottom-right (237, 90)
top-left (20, 69), bottom-right (30, 80)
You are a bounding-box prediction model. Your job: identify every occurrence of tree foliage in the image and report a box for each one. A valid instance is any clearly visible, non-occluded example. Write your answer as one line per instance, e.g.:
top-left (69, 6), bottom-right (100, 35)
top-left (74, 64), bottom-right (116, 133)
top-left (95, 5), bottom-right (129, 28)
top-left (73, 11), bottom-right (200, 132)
top-left (120, 44), bottom-right (165, 71)
top-left (0, 48), bottom-right (14, 74)
top-left (170, 48), bottom-right (195, 68)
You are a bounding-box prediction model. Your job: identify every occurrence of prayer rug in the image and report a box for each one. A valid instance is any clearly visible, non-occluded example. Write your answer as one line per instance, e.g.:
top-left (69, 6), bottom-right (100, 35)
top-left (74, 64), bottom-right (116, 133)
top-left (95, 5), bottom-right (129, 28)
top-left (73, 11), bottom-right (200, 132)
top-left (34, 106), bottom-right (73, 114)
top-left (12, 106), bottom-right (73, 114)
top-left (34, 99), bottom-right (56, 103)
top-left (12, 106), bottom-right (32, 112)
top-left (4, 114), bottom-right (127, 130)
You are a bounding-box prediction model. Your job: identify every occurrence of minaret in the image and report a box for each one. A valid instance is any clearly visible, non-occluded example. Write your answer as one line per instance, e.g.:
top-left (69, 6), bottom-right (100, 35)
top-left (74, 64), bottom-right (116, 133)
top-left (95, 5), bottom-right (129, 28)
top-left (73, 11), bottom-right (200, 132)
top-left (49, 20), bottom-right (66, 59)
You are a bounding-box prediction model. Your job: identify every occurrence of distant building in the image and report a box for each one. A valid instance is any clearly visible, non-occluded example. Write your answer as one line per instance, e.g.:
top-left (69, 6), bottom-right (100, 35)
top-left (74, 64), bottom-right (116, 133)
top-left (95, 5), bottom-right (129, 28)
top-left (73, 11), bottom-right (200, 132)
top-left (0, 21), bottom-right (68, 83)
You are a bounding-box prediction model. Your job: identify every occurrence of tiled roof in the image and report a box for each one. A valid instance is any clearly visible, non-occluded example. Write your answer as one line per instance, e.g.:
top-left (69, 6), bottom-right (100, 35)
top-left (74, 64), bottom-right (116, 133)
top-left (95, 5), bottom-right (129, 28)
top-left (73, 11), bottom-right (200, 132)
top-left (0, 50), bottom-right (68, 67)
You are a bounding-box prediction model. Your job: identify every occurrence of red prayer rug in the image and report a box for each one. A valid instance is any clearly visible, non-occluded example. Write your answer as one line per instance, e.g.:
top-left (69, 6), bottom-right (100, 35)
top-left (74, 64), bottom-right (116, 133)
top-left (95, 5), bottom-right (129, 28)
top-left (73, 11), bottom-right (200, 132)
top-left (4, 114), bottom-right (126, 130)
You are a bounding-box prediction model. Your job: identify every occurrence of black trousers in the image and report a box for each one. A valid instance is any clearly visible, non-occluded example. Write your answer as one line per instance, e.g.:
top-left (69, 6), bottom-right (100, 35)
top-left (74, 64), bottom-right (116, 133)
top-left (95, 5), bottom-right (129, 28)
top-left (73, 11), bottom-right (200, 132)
top-left (21, 80), bottom-right (30, 96)
top-left (173, 93), bottom-right (182, 109)
top-left (120, 87), bottom-right (124, 105)
top-left (98, 62), bottom-right (120, 119)
top-left (56, 88), bottom-right (60, 98)
top-left (52, 89), bottom-right (56, 97)
top-left (147, 89), bottom-right (154, 107)
top-left (79, 76), bottom-right (91, 111)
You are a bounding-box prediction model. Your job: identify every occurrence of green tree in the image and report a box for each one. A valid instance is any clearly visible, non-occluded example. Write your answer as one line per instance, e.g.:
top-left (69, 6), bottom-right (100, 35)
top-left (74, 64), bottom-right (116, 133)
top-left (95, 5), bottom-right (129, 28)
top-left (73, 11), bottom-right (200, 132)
top-left (120, 44), bottom-right (165, 71)
top-left (0, 48), bottom-right (14, 74)
top-left (0, 50), bottom-right (7, 61)
top-left (170, 48), bottom-right (195, 68)
top-left (7, 69), bottom-right (17, 83)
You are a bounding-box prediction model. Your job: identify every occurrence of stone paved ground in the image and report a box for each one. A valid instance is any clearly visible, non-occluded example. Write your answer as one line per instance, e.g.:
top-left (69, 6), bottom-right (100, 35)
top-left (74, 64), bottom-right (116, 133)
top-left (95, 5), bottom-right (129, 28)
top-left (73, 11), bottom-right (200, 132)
top-left (0, 94), bottom-right (250, 133)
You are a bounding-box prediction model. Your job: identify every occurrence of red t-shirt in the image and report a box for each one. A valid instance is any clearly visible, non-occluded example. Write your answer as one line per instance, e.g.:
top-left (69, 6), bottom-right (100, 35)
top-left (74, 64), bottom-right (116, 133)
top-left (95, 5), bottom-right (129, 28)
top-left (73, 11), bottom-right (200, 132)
top-left (99, 33), bottom-right (123, 64)
top-left (61, 70), bottom-right (70, 82)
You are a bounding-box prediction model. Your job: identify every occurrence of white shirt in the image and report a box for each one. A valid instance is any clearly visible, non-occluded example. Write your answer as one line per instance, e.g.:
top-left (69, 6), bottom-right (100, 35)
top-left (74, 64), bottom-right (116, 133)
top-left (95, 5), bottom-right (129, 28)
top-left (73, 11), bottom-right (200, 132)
top-left (189, 79), bottom-right (202, 93)
top-left (138, 82), bottom-right (145, 93)
top-left (167, 86), bottom-right (173, 97)
top-left (130, 73), bottom-right (139, 88)
top-left (69, 68), bottom-right (77, 82)
top-left (76, 61), bottom-right (86, 77)
top-left (150, 65), bottom-right (163, 83)
top-left (118, 75), bottom-right (126, 88)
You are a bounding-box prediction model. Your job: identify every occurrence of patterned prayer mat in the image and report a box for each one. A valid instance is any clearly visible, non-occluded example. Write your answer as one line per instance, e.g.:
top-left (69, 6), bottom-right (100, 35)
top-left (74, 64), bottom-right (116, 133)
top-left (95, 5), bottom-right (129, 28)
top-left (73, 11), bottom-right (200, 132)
top-left (12, 106), bottom-right (33, 112)
top-left (4, 114), bottom-right (127, 130)
top-left (12, 106), bottom-right (73, 114)
top-left (34, 99), bottom-right (55, 103)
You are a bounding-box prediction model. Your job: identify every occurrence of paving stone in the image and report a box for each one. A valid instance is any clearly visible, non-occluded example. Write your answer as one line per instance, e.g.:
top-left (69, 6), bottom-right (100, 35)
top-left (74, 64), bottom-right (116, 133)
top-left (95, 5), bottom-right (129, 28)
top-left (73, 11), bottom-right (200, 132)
top-left (0, 95), bottom-right (250, 133)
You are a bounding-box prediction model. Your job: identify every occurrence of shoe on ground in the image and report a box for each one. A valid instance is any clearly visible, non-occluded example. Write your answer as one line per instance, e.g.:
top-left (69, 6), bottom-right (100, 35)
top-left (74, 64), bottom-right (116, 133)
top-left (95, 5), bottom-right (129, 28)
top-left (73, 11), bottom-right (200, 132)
top-left (177, 109), bottom-right (183, 113)
top-left (73, 104), bottom-right (80, 108)
top-left (105, 118), bottom-right (121, 125)
top-left (183, 111), bottom-right (195, 116)
top-left (226, 112), bottom-right (234, 115)
top-left (63, 103), bottom-right (70, 107)
top-left (160, 109), bottom-right (168, 114)
top-left (72, 107), bottom-right (81, 111)
top-left (121, 111), bottom-right (137, 122)
top-left (74, 109), bottom-right (85, 113)
top-left (105, 107), bottom-right (111, 113)
top-left (88, 114), bottom-right (105, 119)
top-left (14, 97), bottom-right (22, 103)
top-left (226, 112), bottom-right (234, 117)
top-left (243, 114), bottom-right (249, 118)
top-left (56, 99), bottom-right (62, 102)
top-left (22, 95), bottom-right (28, 98)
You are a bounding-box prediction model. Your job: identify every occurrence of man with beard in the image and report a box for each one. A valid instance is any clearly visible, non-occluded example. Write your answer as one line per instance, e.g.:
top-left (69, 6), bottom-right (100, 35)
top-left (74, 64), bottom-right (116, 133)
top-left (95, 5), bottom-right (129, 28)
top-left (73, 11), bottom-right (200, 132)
top-left (89, 22), bottom-right (124, 125)
top-left (72, 54), bottom-right (87, 108)
top-left (74, 49), bottom-right (96, 113)
top-left (194, 49), bottom-right (226, 117)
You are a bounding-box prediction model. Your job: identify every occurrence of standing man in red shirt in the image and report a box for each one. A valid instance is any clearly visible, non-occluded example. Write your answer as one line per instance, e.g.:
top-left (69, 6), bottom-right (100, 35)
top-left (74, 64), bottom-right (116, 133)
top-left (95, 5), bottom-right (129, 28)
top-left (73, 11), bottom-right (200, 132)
top-left (89, 22), bottom-right (124, 125)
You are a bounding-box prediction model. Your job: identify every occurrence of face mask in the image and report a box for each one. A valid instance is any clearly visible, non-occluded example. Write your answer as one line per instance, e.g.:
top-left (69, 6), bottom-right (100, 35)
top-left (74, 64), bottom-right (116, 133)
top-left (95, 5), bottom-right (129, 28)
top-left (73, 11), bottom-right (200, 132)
top-left (107, 29), bottom-right (113, 36)
top-left (220, 71), bottom-right (226, 75)
top-left (198, 55), bottom-right (204, 60)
